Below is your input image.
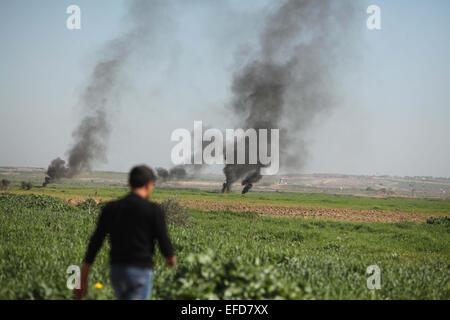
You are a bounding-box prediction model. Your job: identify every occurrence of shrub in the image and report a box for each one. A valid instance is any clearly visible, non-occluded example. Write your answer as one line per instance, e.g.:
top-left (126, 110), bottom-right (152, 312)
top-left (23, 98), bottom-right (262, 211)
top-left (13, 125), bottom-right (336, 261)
top-left (1, 179), bottom-right (11, 191)
top-left (21, 181), bottom-right (32, 190)
top-left (426, 216), bottom-right (450, 226)
top-left (156, 250), bottom-right (304, 299)
top-left (76, 198), bottom-right (102, 214)
top-left (160, 197), bottom-right (191, 227)
top-left (0, 193), bottom-right (76, 213)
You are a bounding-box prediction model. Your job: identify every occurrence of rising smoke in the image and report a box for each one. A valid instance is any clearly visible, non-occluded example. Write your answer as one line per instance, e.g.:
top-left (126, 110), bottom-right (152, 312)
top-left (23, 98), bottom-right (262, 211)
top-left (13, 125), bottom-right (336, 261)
top-left (222, 0), bottom-right (358, 193)
top-left (43, 0), bottom-right (170, 186)
top-left (42, 0), bottom-right (357, 190)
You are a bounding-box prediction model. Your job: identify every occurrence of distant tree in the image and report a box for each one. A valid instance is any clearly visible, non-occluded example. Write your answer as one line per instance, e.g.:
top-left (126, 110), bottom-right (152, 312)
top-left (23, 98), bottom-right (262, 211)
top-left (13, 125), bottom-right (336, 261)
top-left (21, 181), bottom-right (32, 190)
top-left (156, 168), bottom-right (169, 182)
top-left (1, 179), bottom-right (11, 191)
top-left (169, 166), bottom-right (187, 180)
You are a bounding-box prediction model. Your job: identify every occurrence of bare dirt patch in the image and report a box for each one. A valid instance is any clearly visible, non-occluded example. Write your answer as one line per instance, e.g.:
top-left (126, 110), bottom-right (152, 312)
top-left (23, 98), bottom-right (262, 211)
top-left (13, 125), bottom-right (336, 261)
top-left (180, 199), bottom-right (436, 223)
top-left (67, 198), bottom-right (102, 205)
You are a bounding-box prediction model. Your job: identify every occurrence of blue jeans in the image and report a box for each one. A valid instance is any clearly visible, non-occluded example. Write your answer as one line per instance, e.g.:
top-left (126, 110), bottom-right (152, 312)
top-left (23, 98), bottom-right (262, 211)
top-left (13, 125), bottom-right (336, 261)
top-left (110, 265), bottom-right (153, 300)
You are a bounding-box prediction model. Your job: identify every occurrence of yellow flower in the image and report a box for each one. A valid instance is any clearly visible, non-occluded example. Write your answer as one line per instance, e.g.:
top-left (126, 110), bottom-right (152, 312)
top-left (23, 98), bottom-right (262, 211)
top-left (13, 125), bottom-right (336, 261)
top-left (95, 282), bottom-right (103, 289)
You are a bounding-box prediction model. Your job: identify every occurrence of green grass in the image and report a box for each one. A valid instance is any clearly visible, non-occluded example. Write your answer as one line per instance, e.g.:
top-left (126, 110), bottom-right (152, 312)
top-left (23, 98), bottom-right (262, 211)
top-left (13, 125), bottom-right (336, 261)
top-left (5, 185), bottom-right (450, 215)
top-left (0, 193), bottom-right (448, 299)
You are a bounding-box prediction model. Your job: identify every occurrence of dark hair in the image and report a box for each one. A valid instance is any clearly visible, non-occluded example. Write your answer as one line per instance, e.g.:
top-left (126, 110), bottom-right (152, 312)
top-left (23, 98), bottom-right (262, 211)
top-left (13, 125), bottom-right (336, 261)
top-left (129, 165), bottom-right (157, 188)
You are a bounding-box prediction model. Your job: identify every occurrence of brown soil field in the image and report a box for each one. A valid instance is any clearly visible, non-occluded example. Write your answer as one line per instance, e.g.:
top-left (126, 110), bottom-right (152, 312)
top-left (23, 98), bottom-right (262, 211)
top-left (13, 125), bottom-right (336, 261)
top-left (65, 197), bottom-right (438, 223)
top-left (180, 199), bottom-right (436, 223)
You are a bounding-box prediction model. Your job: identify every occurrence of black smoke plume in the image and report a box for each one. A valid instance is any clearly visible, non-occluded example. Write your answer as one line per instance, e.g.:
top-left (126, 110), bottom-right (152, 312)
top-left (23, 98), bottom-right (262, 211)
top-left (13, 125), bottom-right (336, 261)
top-left (241, 183), bottom-right (253, 195)
top-left (43, 158), bottom-right (70, 186)
top-left (43, 0), bottom-right (168, 186)
top-left (222, 0), bottom-right (358, 193)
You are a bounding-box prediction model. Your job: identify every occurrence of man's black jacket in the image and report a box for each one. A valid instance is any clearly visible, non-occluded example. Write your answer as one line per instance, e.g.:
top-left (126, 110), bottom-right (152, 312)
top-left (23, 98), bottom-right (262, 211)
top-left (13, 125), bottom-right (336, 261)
top-left (83, 193), bottom-right (174, 269)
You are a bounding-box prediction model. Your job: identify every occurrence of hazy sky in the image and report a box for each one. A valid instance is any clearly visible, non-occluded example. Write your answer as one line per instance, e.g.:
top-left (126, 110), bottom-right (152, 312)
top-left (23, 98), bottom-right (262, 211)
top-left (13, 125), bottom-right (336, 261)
top-left (1, 0), bottom-right (449, 177)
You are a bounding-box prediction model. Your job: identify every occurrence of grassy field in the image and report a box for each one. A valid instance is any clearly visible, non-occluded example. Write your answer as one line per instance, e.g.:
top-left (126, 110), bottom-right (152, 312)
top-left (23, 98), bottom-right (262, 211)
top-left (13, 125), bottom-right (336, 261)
top-left (0, 187), bottom-right (449, 300)
top-left (6, 184), bottom-right (450, 215)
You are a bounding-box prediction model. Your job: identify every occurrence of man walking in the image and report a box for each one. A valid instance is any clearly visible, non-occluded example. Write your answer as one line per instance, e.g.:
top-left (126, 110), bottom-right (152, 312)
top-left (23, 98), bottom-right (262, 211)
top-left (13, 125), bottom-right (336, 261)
top-left (74, 165), bottom-right (177, 300)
